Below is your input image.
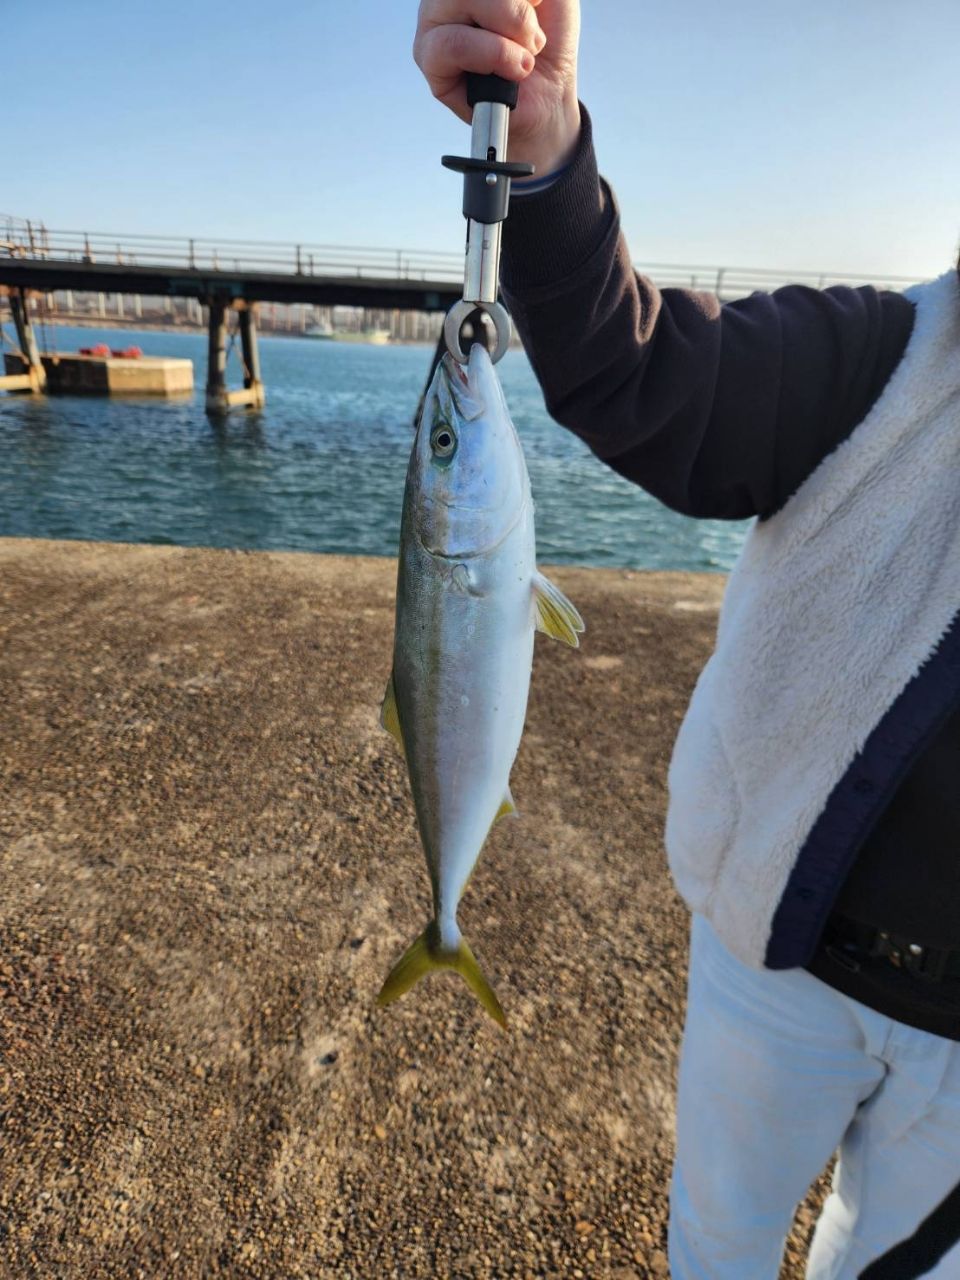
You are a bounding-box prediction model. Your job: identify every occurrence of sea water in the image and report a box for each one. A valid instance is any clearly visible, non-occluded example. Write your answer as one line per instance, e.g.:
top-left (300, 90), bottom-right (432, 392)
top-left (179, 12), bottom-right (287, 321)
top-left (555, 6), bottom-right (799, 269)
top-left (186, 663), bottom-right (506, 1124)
top-left (0, 324), bottom-right (749, 571)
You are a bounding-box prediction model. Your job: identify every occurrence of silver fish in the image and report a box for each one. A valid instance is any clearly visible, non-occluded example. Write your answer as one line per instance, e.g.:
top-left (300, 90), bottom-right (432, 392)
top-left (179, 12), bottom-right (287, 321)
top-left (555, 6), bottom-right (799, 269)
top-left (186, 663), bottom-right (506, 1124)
top-left (377, 343), bottom-right (583, 1026)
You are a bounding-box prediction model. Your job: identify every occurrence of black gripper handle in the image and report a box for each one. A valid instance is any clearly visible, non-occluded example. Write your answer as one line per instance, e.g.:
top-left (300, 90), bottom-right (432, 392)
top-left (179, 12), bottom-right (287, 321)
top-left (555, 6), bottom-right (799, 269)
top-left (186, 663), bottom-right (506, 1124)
top-left (466, 73), bottom-right (519, 110)
top-left (444, 73), bottom-right (529, 224)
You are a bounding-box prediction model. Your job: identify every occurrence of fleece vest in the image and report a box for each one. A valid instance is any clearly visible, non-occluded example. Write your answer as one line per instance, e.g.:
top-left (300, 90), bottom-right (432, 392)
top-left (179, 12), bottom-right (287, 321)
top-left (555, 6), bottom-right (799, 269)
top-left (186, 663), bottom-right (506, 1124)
top-left (665, 269), bottom-right (960, 970)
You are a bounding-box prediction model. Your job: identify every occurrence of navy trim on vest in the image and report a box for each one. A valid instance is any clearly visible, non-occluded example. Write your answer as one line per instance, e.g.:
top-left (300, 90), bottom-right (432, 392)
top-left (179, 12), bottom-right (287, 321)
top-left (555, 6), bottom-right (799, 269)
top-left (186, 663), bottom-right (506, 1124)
top-left (765, 607), bottom-right (960, 970)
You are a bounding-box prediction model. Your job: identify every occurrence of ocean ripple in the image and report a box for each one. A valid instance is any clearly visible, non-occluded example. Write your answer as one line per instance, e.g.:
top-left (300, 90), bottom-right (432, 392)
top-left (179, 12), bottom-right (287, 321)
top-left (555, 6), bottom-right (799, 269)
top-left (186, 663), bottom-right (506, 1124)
top-left (0, 326), bottom-right (749, 570)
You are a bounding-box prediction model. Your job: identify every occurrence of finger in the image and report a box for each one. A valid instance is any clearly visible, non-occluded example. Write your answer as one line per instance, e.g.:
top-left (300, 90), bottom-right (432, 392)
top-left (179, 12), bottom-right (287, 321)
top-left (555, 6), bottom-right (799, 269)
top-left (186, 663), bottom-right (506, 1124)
top-left (414, 23), bottom-right (537, 95)
top-left (419, 0), bottom-right (546, 57)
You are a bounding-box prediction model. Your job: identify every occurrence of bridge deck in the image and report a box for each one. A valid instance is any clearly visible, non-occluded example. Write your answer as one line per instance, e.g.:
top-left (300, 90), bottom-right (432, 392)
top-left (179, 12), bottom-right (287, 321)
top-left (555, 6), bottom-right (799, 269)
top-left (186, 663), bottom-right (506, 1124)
top-left (1, 220), bottom-right (927, 310)
top-left (0, 257), bottom-right (463, 312)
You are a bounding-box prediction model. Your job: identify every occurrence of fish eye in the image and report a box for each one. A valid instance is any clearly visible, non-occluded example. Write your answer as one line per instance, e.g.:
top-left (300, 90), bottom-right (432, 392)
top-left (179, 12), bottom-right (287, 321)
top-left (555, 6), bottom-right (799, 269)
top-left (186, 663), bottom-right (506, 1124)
top-left (430, 422), bottom-right (457, 458)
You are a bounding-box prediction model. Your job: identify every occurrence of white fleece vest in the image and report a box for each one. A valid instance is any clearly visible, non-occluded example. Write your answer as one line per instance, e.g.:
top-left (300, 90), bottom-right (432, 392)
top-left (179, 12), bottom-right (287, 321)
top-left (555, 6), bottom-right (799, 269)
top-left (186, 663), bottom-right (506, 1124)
top-left (665, 269), bottom-right (960, 969)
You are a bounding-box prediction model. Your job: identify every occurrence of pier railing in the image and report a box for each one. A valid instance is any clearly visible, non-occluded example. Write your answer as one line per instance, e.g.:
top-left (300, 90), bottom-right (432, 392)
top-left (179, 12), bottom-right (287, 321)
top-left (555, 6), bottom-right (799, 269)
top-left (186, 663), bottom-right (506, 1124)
top-left (1, 222), bottom-right (467, 284)
top-left (1, 217), bottom-right (927, 300)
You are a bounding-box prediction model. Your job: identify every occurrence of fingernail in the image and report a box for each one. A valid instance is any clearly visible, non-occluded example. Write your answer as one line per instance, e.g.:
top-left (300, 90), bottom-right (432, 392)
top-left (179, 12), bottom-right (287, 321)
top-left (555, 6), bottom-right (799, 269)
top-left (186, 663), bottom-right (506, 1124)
top-left (534, 29), bottom-right (547, 53)
top-left (521, 51), bottom-right (534, 72)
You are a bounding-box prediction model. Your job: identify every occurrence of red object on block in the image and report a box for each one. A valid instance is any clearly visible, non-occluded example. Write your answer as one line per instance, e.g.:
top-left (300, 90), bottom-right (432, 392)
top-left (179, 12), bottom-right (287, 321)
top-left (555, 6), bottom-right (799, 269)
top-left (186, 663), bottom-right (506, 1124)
top-left (79, 343), bottom-right (111, 357)
top-left (111, 347), bottom-right (143, 359)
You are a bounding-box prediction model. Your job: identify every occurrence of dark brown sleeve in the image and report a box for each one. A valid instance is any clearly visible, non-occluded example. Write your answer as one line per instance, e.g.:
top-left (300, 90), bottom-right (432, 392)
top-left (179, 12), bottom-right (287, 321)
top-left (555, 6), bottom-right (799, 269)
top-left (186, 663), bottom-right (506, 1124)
top-left (501, 107), bottom-right (916, 521)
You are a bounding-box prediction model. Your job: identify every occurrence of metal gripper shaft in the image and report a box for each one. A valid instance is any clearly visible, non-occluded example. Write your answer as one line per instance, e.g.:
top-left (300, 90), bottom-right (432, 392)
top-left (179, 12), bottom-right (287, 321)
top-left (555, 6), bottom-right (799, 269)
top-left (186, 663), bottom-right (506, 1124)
top-left (463, 101), bottom-right (510, 307)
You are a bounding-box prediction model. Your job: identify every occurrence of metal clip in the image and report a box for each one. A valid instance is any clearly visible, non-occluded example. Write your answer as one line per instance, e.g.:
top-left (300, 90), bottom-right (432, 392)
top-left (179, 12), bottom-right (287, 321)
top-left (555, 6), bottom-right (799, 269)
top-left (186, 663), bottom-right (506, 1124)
top-left (441, 74), bottom-right (533, 364)
top-left (443, 298), bottom-right (512, 364)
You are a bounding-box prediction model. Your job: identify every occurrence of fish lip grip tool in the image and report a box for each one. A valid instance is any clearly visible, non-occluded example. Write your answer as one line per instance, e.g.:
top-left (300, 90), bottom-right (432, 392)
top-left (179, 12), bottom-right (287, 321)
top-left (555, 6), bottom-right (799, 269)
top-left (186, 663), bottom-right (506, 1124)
top-left (441, 73), bottom-right (534, 364)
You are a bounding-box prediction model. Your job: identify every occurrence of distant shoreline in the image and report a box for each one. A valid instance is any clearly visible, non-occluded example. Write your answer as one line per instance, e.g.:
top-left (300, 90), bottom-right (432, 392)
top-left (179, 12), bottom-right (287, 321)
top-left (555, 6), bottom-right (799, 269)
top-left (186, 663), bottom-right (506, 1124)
top-left (21, 316), bottom-right (437, 347)
top-left (21, 316), bottom-right (525, 350)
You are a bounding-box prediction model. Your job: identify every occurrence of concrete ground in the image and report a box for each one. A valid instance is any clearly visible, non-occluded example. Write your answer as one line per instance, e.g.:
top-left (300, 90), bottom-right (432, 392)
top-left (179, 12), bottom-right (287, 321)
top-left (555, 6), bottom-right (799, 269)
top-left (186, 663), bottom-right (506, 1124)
top-left (0, 539), bottom-right (827, 1278)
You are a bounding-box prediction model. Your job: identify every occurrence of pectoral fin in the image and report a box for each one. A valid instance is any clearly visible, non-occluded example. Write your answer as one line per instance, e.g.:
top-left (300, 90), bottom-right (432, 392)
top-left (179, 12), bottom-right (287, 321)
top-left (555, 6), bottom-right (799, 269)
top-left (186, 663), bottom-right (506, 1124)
top-left (380, 672), bottom-right (404, 752)
top-left (534, 572), bottom-right (585, 648)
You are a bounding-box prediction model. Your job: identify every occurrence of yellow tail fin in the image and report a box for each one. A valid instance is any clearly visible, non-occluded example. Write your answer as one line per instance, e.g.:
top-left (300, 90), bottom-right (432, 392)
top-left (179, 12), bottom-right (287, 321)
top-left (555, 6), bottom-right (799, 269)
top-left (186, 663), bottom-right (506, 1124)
top-left (376, 924), bottom-right (506, 1028)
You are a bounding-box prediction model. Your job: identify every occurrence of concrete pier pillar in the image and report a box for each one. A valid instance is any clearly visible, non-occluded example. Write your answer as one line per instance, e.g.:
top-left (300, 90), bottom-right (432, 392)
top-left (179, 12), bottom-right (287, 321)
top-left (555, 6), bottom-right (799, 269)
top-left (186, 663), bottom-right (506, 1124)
top-left (205, 300), bottom-right (229, 414)
top-left (9, 289), bottom-right (47, 392)
top-left (239, 305), bottom-right (265, 409)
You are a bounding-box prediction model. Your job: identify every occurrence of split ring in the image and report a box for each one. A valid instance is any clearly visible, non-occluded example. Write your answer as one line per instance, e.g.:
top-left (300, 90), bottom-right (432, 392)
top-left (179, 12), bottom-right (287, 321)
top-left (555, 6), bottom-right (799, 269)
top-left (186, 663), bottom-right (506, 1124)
top-left (443, 300), bottom-right (511, 364)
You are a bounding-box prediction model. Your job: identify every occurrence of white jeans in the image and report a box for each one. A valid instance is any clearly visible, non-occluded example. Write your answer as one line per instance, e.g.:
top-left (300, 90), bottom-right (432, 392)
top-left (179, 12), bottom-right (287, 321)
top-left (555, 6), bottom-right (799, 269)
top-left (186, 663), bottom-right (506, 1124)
top-left (669, 914), bottom-right (960, 1279)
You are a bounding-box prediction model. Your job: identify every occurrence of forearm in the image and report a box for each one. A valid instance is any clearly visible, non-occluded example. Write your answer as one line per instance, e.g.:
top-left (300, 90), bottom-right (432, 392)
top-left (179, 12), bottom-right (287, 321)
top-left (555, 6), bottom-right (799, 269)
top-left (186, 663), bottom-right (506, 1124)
top-left (501, 107), bottom-right (731, 516)
top-left (501, 108), bottom-right (916, 520)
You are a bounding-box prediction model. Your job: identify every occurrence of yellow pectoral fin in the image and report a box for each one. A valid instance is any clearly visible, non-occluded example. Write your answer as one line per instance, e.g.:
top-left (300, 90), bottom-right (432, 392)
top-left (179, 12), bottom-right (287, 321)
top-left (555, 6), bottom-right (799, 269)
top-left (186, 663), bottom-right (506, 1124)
top-left (380, 672), bottom-right (405, 752)
top-left (534, 572), bottom-right (585, 648)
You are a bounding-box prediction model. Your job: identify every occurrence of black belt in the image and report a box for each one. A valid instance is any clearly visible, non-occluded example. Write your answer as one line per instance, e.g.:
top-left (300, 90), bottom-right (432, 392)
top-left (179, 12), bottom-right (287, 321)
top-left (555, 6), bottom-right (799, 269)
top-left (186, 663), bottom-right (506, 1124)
top-left (822, 914), bottom-right (960, 984)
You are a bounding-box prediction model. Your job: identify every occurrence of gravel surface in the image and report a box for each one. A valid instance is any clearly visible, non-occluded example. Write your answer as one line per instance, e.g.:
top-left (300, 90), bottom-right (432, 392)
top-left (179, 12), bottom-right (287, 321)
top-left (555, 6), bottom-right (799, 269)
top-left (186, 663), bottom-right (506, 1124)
top-left (0, 539), bottom-right (828, 1278)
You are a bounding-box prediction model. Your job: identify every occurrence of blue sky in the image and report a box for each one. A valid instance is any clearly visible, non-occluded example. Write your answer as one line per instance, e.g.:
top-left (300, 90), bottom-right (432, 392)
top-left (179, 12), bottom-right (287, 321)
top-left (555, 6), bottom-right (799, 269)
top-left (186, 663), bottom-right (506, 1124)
top-left (7, 0), bottom-right (960, 279)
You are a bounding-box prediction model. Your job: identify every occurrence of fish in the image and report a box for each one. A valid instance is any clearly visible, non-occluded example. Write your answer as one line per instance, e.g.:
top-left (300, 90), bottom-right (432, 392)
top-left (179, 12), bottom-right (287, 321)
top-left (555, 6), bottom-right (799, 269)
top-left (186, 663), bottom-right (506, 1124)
top-left (377, 342), bottom-right (583, 1027)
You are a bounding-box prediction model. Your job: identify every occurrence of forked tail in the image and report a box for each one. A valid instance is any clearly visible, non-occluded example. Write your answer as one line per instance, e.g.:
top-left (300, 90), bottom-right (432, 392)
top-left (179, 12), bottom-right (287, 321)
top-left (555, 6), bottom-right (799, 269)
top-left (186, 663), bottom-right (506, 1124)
top-left (376, 921), bottom-right (506, 1028)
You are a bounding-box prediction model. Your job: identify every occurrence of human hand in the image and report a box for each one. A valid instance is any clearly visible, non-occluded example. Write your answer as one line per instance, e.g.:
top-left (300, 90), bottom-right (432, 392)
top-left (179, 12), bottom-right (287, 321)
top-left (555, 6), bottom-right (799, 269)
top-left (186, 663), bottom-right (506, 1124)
top-left (414, 0), bottom-right (581, 175)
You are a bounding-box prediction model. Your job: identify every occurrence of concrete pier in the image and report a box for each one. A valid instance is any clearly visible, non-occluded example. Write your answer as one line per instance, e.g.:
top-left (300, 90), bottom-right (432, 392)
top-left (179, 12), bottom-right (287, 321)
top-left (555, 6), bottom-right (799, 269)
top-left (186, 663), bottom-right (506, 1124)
top-left (205, 298), bottom-right (265, 413)
top-left (238, 304), bottom-right (265, 409)
top-left (2, 350), bottom-right (193, 396)
top-left (0, 225), bottom-right (474, 412)
top-left (0, 288), bottom-right (47, 392)
top-left (204, 300), bottom-right (229, 413)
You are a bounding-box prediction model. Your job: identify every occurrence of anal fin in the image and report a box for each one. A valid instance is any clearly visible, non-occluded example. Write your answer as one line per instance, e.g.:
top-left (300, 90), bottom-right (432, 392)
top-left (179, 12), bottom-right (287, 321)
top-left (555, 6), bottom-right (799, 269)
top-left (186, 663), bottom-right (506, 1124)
top-left (494, 788), bottom-right (518, 823)
top-left (380, 672), bottom-right (405, 752)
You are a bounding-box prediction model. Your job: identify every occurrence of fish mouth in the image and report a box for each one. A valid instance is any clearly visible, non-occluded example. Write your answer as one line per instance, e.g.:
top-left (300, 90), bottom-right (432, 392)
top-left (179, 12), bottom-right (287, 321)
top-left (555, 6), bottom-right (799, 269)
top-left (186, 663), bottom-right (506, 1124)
top-left (440, 353), bottom-right (483, 421)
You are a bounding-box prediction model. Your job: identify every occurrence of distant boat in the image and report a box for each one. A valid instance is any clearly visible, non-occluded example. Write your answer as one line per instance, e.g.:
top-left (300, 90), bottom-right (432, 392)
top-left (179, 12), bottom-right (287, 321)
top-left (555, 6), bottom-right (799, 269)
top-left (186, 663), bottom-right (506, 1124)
top-left (303, 325), bottom-right (390, 345)
top-left (330, 329), bottom-right (391, 345)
